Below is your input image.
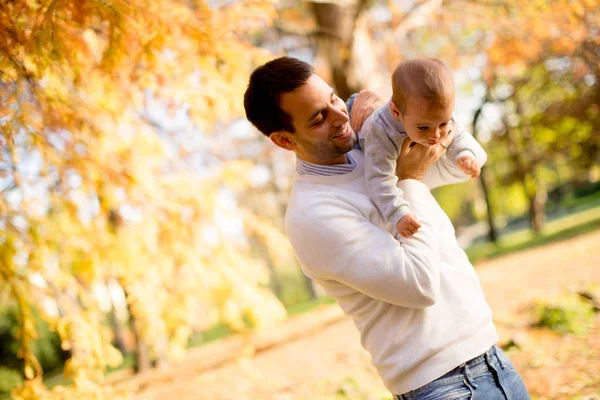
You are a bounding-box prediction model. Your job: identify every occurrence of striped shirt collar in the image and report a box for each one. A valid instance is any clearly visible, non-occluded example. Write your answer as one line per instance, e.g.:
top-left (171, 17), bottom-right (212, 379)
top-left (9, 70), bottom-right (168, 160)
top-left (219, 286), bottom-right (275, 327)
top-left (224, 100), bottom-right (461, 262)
top-left (296, 153), bottom-right (356, 176)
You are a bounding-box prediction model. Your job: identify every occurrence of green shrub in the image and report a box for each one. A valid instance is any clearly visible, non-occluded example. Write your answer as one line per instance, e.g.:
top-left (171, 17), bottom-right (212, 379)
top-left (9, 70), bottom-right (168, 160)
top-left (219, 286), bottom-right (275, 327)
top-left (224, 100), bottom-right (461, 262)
top-left (0, 306), bottom-right (68, 374)
top-left (0, 366), bottom-right (23, 395)
top-left (534, 296), bottom-right (595, 335)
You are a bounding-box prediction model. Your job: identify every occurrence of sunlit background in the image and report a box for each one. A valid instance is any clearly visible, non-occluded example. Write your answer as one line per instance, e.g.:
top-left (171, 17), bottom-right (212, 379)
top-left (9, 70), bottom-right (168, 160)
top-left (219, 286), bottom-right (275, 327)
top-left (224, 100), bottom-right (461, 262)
top-left (1, 0), bottom-right (599, 399)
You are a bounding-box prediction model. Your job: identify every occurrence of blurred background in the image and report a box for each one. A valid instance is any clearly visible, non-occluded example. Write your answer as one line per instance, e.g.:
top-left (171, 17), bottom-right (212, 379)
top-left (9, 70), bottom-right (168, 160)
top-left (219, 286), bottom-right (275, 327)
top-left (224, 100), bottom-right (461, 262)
top-left (1, 0), bottom-right (598, 399)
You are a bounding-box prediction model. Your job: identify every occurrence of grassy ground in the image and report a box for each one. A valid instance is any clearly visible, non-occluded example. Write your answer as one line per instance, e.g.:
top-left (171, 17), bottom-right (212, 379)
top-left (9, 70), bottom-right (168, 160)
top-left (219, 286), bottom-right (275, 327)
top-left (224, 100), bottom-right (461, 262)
top-left (466, 205), bottom-right (600, 264)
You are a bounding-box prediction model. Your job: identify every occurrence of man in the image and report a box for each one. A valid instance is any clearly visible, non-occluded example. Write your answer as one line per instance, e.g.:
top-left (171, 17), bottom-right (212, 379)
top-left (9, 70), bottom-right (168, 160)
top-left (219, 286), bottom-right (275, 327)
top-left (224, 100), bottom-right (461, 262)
top-left (244, 56), bottom-right (530, 400)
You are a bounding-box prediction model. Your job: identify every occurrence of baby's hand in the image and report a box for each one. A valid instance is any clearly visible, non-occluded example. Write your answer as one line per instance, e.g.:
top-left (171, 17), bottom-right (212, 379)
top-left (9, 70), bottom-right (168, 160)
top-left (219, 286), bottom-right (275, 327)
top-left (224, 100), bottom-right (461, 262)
top-left (396, 213), bottom-right (421, 238)
top-left (457, 155), bottom-right (481, 178)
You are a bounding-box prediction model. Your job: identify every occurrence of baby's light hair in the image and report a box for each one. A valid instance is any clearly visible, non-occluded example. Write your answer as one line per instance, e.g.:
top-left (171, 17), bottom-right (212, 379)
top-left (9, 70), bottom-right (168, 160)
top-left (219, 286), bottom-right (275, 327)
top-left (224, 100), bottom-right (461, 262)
top-left (391, 58), bottom-right (455, 115)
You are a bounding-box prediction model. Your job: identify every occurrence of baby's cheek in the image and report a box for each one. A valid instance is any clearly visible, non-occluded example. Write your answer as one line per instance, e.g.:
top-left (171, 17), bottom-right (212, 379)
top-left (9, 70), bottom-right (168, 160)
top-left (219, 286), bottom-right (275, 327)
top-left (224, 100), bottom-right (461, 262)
top-left (405, 129), bottom-right (425, 143)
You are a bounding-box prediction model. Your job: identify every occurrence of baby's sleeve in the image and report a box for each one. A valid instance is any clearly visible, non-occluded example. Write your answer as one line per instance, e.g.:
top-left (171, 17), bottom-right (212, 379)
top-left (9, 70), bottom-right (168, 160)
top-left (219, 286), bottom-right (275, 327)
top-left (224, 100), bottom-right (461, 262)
top-left (422, 124), bottom-right (488, 189)
top-left (363, 120), bottom-right (411, 228)
top-left (445, 124), bottom-right (487, 167)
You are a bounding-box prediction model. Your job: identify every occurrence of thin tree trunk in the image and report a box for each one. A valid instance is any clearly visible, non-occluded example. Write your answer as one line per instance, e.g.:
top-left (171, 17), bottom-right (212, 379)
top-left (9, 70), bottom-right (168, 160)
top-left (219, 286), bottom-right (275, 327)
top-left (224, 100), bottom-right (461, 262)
top-left (303, 274), bottom-right (317, 300)
top-left (528, 186), bottom-right (546, 233)
top-left (106, 279), bottom-right (127, 355)
top-left (119, 278), bottom-right (152, 373)
top-left (250, 233), bottom-right (283, 299)
top-left (515, 102), bottom-right (546, 233)
top-left (472, 99), bottom-right (498, 242)
top-left (500, 104), bottom-right (547, 234)
top-left (478, 167), bottom-right (498, 242)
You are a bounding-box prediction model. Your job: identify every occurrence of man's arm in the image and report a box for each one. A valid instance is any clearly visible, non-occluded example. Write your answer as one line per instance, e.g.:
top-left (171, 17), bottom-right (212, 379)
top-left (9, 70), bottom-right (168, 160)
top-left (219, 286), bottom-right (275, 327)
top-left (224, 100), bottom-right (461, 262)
top-left (286, 180), bottom-right (441, 309)
top-left (423, 127), bottom-right (488, 189)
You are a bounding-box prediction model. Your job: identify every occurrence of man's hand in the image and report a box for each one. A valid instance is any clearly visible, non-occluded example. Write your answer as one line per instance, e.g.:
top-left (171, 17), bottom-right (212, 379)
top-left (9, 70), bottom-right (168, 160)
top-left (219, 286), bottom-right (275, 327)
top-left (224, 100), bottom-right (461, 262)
top-left (396, 140), bottom-right (445, 181)
top-left (396, 213), bottom-right (421, 238)
top-left (396, 125), bottom-right (455, 181)
top-left (457, 155), bottom-right (480, 178)
top-left (350, 89), bottom-right (387, 132)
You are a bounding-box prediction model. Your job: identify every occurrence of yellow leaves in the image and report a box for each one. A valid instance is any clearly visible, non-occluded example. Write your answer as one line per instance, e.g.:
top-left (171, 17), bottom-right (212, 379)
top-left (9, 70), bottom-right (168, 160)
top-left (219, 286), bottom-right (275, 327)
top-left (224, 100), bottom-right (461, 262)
top-left (22, 55), bottom-right (39, 76)
top-left (243, 212), bottom-right (294, 267)
top-left (12, 374), bottom-right (133, 400)
top-left (1, 1), bottom-right (292, 397)
top-left (10, 380), bottom-right (47, 400)
top-left (80, 70), bottom-right (127, 118)
top-left (221, 159), bottom-right (256, 191)
top-left (82, 29), bottom-right (108, 64)
top-left (58, 312), bottom-right (125, 382)
top-left (0, 235), bottom-right (18, 270)
top-left (24, 365), bottom-right (35, 380)
top-left (484, 0), bottom-right (596, 71)
top-left (219, 286), bottom-right (287, 332)
top-left (71, 251), bottom-right (98, 285)
top-left (212, 0), bottom-right (276, 37)
top-left (221, 299), bottom-right (247, 331)
top-left (488, 37), bottom-right (539, 72)
top-left (24, 0), bottom-right (41, 11)
top-left (243, 287), bottom-right (287, 329)
top-left (40, 71), bottom-right (71, 102)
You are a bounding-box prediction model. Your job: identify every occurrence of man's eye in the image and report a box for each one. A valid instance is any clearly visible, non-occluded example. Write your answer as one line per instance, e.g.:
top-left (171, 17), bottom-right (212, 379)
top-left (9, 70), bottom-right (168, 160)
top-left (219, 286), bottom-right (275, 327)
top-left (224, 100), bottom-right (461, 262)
top-left (311, 118), bottom-right (324, 126)
top-left (440, 122), bottom-right (448, 127)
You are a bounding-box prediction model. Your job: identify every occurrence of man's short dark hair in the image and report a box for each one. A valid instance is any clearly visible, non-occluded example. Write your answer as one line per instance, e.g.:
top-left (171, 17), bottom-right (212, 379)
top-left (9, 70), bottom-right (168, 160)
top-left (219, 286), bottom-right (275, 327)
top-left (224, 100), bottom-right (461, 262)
top-left (244, 57), bottom-right (314, 137)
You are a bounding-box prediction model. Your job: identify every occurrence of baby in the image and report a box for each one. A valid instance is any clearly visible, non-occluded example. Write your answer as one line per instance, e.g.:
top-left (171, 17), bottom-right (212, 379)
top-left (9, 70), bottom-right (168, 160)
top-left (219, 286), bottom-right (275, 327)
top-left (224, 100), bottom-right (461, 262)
top-left (360, 58), bottom-right (486, 238)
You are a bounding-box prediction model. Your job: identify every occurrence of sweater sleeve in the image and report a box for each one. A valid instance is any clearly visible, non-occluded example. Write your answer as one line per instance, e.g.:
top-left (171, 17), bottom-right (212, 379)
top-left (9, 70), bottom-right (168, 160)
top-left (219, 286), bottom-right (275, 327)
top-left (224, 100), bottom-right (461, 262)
top-left (445, 125), bottom-right (487, 167)
top-left (286, 179), bottom-right (441, 309)
top-left (423, 127), bottom-right (488, 189)
top-left (363, 119), bottom-right (411, 227)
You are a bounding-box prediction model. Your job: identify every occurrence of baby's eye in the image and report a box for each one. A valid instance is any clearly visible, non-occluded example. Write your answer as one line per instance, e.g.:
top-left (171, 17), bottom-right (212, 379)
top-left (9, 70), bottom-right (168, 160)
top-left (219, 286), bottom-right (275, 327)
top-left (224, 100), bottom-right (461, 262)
top-left (417, 126), bottom-right (428, 131)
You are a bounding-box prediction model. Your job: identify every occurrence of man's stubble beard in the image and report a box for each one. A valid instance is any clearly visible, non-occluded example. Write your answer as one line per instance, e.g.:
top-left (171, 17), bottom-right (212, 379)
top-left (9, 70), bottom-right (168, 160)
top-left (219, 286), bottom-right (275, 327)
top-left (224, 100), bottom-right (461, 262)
top-left (299, 132), bottom-right (357, 164)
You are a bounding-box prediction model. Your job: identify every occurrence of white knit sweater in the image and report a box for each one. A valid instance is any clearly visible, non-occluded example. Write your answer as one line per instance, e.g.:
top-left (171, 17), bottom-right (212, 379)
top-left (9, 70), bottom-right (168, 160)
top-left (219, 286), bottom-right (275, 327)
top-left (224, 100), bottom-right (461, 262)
top-left (285, 149), bottom-right (498, 395)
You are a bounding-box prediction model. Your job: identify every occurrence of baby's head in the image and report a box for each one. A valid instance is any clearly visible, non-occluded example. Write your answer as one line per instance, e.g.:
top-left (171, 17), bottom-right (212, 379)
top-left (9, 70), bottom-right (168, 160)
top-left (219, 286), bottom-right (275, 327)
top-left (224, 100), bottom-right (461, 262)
top-left (390, 58), bottom-right (455, 147)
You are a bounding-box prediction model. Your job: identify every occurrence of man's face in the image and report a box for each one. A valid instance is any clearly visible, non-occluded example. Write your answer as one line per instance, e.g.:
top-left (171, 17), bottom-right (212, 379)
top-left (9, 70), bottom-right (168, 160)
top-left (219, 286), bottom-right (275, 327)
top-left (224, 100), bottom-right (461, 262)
top-left (399, 96), bottom-right (455, 147)
top-left (274, 74), bottom-right (356, 165)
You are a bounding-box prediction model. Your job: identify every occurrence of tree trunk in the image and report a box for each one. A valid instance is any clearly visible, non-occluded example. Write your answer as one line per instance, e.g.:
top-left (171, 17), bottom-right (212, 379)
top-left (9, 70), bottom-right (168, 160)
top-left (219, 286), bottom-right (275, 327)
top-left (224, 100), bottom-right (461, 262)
top-left (514, 102), bottom-right (546, 233)
top-left (500, 108), bottom-right (546, 234)
top-left (303, 274), bottom-right (317, 300)
top-left (528, 187), bottom-right (546, 233)
top-left (119, 278), bottom-right (152, 373)
top-left (478, 167), bottom-right (498, 242)
top-left (106, 279), bottom-right (127, 355)
top-left (310, 0), bottom-right (368, 99)
top-left (132, 333), bottom-right (152, 373)
top-left (472, 99), bottom-right (498, 242)
top-left (249, 233), bottom-right (283, 299)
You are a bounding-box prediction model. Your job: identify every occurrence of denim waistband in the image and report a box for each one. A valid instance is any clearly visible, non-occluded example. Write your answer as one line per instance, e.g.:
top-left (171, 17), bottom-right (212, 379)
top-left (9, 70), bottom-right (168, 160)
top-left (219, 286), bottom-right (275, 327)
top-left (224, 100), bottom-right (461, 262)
top-left (397, 346), bottom-right (499, 399)
top-left (458, 346), bottom-right (495, 376)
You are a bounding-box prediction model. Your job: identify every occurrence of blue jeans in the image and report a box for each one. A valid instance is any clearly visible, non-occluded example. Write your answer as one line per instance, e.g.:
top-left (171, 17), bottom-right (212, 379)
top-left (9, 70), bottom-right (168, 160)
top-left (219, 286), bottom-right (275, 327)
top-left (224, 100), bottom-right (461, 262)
top-left (396, 346), bottom-right (530, 400)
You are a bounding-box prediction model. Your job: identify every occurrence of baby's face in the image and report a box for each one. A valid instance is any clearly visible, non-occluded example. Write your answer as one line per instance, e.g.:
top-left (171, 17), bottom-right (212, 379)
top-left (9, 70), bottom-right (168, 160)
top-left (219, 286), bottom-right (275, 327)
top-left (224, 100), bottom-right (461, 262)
top-left (401, 97), bottom-right (455, 147)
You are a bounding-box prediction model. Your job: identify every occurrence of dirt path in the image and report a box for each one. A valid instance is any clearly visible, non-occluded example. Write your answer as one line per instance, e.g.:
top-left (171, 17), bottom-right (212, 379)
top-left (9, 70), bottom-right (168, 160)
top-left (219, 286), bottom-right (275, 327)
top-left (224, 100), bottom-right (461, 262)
top-left (134, 230), bottom-right (600, 400)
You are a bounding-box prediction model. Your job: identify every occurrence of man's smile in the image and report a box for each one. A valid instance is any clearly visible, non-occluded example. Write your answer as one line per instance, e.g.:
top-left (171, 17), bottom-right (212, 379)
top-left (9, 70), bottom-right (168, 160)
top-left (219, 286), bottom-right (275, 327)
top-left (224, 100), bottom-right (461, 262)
top-left (332, 123), bottom-right (351, 140)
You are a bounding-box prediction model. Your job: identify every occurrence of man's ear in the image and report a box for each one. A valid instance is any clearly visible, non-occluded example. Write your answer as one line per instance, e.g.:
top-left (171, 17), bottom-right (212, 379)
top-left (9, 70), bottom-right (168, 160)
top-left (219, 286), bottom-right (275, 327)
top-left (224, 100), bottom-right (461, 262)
top-left (389, 101), bottom-right (402, 120)
top-left (270, 131), bottom-right (297, 151)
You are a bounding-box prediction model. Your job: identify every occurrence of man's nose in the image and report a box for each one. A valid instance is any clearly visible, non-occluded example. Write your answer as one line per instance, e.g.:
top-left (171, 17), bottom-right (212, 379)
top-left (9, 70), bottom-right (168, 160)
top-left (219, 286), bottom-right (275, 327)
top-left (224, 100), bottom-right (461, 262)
top-left (330, 104), bottom-right (349, 127)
